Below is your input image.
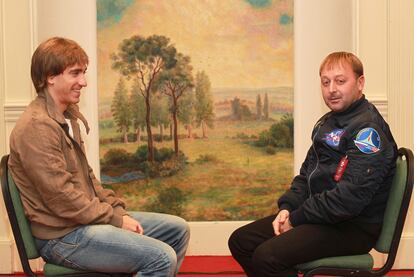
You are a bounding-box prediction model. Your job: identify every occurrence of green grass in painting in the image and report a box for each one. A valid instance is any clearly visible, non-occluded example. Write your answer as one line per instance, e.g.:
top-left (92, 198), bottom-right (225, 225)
top-left (100, 120), bottom-right (293, 221)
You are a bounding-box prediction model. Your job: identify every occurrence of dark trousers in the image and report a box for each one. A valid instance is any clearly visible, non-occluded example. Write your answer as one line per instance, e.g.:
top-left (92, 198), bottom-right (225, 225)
top-left (228, 214), bottom-right (381, 277)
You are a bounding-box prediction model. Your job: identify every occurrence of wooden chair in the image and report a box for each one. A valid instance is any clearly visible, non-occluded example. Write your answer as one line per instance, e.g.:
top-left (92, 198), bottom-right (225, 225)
top-left (1, 154), bottom-right (131, 277)
top-left (295, 147), bottom-right (414, 276)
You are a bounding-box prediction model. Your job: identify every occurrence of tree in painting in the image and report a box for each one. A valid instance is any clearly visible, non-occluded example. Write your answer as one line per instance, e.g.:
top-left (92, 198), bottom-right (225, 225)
top-left (256, 94), bottom-right (263, 120)
top-left (194, 71), bottom-right (214, 138)
top-left (111, 35), bottom-right (177, 162)
top-left (178, 90), bottom-right (196, 139)
top-left (151, 93), bottom-right (170, 143)
top-left (263, 93), bottom-right (269, 120)
top-left (129, 80), bottom-right (146, 143)
top-left (156, 53), bottom-right (194, 155)
top-left (111, 78), bottom-right (131, 143)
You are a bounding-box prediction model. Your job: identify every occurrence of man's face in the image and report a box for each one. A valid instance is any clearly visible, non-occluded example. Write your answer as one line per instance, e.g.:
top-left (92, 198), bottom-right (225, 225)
top-left (320, 62), bottom-right (364, 113)
top-left (48, 63), bottom-right (87, 108)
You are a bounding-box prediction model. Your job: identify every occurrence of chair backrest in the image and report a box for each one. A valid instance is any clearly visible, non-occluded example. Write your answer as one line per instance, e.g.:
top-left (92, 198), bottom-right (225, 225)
top-left (1, 154), bottom-right (40, 277)
top-left (373, 148), bottom-right (414, 272)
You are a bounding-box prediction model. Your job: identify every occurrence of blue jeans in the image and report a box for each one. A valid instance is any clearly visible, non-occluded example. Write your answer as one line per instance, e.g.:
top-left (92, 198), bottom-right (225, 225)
top-left (35, 212), bottom-right (190, 277)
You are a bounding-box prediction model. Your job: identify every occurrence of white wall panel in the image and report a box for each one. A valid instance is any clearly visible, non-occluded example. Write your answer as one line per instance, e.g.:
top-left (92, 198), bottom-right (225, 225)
top-left (386, 0), bottom-right (414, 268)
top-left (294, 0), bottom-right (354, 173)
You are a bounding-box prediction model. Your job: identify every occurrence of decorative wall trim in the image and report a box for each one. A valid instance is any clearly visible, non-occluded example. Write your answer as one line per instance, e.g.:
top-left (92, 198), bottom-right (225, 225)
top-left (369, 95), bottom-right (388, 120)
top-left (4, 102), bottom-right (28, 122)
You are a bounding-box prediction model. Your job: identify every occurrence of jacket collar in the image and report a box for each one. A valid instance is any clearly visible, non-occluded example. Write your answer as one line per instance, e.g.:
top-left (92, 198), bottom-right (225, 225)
top-left (38, 89), bottom-right (90, 134)
top-left (332, 94), bottom-right (367, 117)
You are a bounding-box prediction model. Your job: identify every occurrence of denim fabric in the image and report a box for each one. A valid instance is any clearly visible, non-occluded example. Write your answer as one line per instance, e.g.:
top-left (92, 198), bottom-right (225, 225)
top-left (35, 212), bottom-right (190, 277)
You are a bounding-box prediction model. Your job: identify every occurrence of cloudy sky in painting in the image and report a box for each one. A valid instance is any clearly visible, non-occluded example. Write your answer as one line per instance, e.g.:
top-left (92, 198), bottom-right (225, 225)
top-left (97, 0), bottom-right (293, 98)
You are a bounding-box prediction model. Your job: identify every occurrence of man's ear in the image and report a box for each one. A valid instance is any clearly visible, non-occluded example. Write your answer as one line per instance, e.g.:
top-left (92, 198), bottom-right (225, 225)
top-left (47, 75), bottom-right (55, 85)
top-left (357, 75), bottom-right (365, 91)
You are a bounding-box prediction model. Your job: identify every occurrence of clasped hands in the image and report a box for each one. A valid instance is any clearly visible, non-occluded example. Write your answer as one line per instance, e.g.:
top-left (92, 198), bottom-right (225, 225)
top-left (272, 209), bottom-right (293, 236)
top-left (122, 215), bottom-right (144, 234)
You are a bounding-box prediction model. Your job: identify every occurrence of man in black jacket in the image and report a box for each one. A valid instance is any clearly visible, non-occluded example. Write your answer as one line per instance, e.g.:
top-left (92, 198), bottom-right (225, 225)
top-left (228, 52), bottom-right (397, 277)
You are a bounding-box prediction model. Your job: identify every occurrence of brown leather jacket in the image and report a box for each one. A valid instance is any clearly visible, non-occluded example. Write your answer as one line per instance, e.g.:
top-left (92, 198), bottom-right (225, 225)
top-left (8, 89), bottom-right (126, 240)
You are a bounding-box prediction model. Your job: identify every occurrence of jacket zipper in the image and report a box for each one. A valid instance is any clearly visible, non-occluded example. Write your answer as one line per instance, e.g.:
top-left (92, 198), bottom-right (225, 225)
top-left (307, 123), bottom-right (322, 198)
top-left (63, 125), bottom-right (98, 196)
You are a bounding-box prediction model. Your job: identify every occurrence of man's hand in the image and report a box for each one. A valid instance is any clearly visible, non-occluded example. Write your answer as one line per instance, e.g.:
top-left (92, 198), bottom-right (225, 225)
top-left (272, 209), bottom-right (293, 236)
top-left (122, 215), bottom-right (144, 234)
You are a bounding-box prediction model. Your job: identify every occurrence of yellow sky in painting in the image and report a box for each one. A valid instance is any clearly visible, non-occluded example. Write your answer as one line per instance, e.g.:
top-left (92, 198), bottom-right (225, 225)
top-left (97, 0), bottom-right (293, 98)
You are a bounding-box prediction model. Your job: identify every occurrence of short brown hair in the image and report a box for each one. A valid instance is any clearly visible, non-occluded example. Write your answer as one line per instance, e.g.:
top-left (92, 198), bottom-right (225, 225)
top-left (31, 37), bottom-right (88, 93)
top-left (319, 52), bottom-right (364, 78)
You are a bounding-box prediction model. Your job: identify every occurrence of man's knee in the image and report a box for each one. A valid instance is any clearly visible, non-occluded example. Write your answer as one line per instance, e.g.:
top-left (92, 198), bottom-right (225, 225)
top-left (228, 228), bottom-right (238, 250)
top-left (228, 227), bottom-right (246, 255)
top-left (141, 245), bottom-right (177, 275)
top-left (173, 216), bottom-right (191, 238)
top-left (159, 246), bottom-right (178, 271)
top-left (251, 244), bottom-right (291, 276)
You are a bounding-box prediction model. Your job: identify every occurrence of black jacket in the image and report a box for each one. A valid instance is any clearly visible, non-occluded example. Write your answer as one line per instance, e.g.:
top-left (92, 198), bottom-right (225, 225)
top-left (278, 95), bottom-right (397, 226)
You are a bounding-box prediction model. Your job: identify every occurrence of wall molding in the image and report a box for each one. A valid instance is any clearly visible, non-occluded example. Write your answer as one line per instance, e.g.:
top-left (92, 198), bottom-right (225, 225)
top-left (369, 95), bottom-right (388, 119)
top-left (4, 102), bottom-right (28, 122)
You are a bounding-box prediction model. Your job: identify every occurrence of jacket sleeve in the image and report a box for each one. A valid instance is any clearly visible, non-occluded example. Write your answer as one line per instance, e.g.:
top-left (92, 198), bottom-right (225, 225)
top-left (88, 166), bottom-right (127, 216)
top-left (289, 123), bottom-right (396, 226)
top-left (278, 147), bottom-right (313, 212)
top-left (16, 119), bottom-right (124, 227)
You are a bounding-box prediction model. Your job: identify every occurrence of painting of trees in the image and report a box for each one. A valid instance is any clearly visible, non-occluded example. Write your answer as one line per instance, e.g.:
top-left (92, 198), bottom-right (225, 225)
top-left (111, 78), bottom-right (131, 143)
top-left (151, 93), bottom-right (170, 142)
top-left (157, 53), bottom-right (194, 155)
top-left (130, 80), bottom-right (146, 143)
top-left (256, 94), bottom-right (263, 120)
top-left (178, 90), bottom-right (196, 139)
top-left (264, 93), bottom-right (269, 120)
top-left (97, 0), bottom-right (294, 221)
top-left (111, 35), bottom-right (177, 162)
top-left (194, 71), bottom-right (214, 138)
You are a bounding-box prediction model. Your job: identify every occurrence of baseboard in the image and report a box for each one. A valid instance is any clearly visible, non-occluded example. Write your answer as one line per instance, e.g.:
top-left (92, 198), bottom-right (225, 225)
top-left (393, 232), bottom-right (414, 269)
top-left (0, 238), bottom-right (13, 273)
top-left (187, 221), bottom-right (249, 255)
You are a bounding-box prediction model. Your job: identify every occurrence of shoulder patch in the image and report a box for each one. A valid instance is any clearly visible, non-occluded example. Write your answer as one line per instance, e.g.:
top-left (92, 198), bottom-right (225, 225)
top-left (354, 127), bottom-right (381, 154)
top-left (323, 129), bottom-right (345, 148)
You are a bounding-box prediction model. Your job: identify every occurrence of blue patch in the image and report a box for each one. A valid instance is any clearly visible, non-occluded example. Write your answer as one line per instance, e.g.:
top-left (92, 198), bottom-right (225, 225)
top-left (324, 129), bottom-right (345, 148)
top-left (245, 0), bottom-right (272, 8)
top-left (354, 128), bottom-right (381, 154)
top-left (280, 14), bottom-right (293, 25)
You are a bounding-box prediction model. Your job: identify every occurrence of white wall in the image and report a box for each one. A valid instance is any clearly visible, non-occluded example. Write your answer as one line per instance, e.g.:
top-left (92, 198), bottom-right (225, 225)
top-left (0, 0), bottom-right (35, 272)
top-left (294, 0), bottom-right (354, 172)
top-left (1, 0), bottom-right (414, 273)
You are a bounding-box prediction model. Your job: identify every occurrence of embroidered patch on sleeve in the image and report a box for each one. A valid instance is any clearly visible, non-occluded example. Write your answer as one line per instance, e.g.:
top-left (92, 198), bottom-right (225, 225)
top-left (324, 129), bottom-right (345, 148)
top-left (354, 127), bottom-right (381, 154)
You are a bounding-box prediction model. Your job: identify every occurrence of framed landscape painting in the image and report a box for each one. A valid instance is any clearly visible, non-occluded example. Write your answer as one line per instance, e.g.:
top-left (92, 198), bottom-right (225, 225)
top-left (97, 0), bottom-right (294, 221)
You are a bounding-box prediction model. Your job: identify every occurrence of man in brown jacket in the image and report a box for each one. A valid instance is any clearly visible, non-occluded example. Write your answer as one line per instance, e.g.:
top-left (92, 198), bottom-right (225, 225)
top-left (8, 37), bottom-right (189, 277)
